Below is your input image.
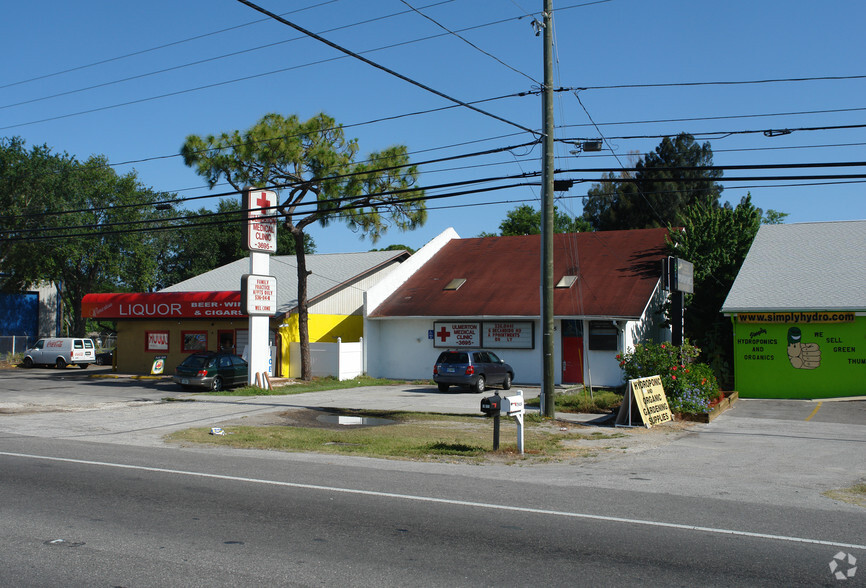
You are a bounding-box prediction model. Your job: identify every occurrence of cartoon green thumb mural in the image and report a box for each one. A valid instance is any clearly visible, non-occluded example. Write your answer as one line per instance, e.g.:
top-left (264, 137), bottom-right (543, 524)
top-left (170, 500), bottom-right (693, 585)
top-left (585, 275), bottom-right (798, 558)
top-left (787, 327), bottom-right (821, 369)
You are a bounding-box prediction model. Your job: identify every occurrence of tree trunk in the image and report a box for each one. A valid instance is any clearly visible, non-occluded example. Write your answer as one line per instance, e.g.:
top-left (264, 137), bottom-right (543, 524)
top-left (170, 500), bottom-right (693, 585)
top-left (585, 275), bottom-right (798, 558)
top-left (293, 229), bottom-right (313, 380)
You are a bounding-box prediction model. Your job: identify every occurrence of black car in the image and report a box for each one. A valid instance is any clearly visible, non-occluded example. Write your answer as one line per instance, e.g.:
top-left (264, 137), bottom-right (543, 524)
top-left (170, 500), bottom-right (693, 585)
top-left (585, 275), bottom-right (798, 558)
top-left (95, 350), bottom-right (114, 365)
top-left (173, 351), bottom-right (249, 391)
top-left (433, 349), bottom-right (514, 393)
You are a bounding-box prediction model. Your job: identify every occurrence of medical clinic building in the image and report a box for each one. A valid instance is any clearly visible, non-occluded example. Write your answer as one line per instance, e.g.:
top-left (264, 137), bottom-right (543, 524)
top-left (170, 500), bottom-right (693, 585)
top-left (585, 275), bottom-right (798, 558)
top-left (364, 227), bottom-right (673, 387)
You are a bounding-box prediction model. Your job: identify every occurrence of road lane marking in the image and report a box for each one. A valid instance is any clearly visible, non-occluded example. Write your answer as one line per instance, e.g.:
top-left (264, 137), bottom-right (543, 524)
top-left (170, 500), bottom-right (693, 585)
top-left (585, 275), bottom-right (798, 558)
top-left (2, 450), bottom-right (865, 551)
top-left (805, 402), bottom-right (823, 421)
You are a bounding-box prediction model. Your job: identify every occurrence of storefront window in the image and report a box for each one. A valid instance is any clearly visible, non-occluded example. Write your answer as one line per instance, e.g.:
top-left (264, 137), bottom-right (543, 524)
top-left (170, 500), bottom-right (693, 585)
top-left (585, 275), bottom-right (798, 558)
top-left (146, 331), bottom-right (170, 352)
top-left (181, 331), bottom-right (207, 353)
top-left (588, 321), bottom-right (618, 350)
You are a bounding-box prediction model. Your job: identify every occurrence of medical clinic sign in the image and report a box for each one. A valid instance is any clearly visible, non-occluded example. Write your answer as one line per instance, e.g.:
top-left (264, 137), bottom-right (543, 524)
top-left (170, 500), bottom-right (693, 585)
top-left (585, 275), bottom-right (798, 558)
top-left (82, 292), bottom-right (245, 319)
top-left (242, 188), bottom-right (278, 253)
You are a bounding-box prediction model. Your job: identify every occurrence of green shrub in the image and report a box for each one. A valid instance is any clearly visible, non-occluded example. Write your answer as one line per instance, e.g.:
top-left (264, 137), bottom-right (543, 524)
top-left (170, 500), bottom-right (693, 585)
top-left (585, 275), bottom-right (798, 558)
top-left (617, 341), bottom-right (720, 413)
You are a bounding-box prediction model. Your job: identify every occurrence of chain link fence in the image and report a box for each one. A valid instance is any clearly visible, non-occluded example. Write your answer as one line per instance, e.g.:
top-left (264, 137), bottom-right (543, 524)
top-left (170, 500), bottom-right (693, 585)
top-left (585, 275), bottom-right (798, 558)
top-left (0, 335), bottom-right (33, 360)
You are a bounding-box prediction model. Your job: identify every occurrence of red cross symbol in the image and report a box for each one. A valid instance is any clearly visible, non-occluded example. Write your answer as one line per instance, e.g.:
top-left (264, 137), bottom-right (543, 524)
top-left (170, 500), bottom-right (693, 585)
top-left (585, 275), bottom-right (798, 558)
top-left (437, 326), bottom-right (451, 342)
top-left (256, 191), bottom-right (271, 212)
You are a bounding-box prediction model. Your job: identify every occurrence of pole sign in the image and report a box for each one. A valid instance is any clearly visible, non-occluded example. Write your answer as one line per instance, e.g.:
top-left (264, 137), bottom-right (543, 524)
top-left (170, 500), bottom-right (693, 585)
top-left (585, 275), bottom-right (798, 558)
top-left (667, 256), bottom-right (694, 294)
top-left (241, 274), bottom-right (277, 316)
top-left (242, 188), bottom-right (278, 253)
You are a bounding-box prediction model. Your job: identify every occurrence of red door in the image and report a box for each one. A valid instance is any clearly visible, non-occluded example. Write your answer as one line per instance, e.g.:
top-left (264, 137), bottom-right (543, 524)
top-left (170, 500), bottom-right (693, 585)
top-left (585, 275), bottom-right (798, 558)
top-left (561, 320), bottom-right (584, 384)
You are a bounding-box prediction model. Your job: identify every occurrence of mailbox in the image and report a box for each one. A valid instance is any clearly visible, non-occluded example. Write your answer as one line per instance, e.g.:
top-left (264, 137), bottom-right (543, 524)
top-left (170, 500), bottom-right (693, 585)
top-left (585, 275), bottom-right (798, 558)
top-left (480, 393), bottom-right (501, 415)
top-left (501, 394), bottom-right (525, 416)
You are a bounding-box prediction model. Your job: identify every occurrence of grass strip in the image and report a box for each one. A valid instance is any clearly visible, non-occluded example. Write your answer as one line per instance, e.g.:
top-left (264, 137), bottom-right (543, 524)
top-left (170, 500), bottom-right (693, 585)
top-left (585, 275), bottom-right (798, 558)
top-left (167, 410), bottom-right (624, 463)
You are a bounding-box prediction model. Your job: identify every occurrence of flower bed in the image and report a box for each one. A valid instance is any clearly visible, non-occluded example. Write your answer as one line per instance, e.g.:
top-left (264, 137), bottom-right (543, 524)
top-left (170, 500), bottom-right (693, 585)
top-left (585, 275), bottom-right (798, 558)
top-left (676, 391), bottom-right (739, 423)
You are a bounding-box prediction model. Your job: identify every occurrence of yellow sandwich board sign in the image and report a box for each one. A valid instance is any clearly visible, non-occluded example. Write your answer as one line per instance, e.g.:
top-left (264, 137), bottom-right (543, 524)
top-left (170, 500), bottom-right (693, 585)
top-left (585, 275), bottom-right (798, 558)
top-left (615, 375), bottom-right (674, 428)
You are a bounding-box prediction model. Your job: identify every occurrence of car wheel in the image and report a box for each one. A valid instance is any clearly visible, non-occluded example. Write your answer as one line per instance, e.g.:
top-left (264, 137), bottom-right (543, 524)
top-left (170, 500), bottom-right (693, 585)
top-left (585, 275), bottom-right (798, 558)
top-left (473, 376), bottom-right (486, 393)
top-left (96, 356), bottom-right (105, 365)
top-left (437, 383), bottom-right (450, 393)
top-left (79, 363), bottom-right (89, 369)
top-left (502, 373), bottom-right (512, 390)
top-left (210, 376), bottom-right (223, 392)
top-left (22, 357), bottom-right (33, 368)
top-left (55, 357), bottom-right (66, 369)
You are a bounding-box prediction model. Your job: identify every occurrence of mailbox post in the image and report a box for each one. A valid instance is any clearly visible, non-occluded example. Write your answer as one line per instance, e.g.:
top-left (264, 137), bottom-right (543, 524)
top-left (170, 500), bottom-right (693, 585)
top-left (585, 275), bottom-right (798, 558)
top-left (480, 392), bottom-right (502, 450)
top-left (501, 390), bottom-right (525, 455)
top-left (481, 390), bottom-right (525, 455)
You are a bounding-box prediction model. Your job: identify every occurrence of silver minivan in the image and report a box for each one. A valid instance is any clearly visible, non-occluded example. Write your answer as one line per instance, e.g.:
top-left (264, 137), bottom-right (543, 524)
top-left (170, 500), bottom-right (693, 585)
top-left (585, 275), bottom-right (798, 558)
top-left (23, 338), bottom-right (96, 369)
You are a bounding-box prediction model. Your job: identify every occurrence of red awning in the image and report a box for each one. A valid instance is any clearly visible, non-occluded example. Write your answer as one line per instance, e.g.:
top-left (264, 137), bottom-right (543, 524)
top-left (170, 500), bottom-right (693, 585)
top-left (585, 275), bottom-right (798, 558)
top-left (82, 291), bottom-right (244, 319)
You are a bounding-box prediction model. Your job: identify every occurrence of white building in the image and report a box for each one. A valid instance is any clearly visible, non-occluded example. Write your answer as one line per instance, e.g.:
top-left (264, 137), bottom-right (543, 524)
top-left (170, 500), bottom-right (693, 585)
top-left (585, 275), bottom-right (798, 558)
top-left (364, 228), bottom-right (672, 387)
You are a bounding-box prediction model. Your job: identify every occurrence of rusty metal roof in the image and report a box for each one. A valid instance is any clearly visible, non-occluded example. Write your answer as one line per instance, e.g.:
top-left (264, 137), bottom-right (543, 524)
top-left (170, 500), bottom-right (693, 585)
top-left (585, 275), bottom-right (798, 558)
top-left (369, 228), bottom-right (669, 319)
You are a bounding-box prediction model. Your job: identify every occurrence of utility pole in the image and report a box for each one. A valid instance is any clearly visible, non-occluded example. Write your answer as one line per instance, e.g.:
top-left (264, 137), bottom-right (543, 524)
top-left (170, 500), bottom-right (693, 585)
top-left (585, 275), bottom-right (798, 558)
top-left (541, 0), bottom-right (555, 418)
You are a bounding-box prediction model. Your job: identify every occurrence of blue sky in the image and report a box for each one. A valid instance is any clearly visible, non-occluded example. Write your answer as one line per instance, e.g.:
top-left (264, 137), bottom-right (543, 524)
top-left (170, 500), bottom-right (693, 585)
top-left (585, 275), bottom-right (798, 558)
top-left (4, 0), bottom-right (865, 254)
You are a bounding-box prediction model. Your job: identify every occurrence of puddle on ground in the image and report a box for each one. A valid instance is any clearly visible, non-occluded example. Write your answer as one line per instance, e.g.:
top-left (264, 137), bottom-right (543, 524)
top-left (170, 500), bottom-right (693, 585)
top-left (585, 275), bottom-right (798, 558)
top-left (316, 414), bottom-right (395, 427)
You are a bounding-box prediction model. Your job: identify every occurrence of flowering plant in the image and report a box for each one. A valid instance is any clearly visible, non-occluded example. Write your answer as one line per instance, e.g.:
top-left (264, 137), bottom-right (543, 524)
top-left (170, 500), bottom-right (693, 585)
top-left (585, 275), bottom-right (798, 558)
top-left (617, 341), bottom-right (719, 413)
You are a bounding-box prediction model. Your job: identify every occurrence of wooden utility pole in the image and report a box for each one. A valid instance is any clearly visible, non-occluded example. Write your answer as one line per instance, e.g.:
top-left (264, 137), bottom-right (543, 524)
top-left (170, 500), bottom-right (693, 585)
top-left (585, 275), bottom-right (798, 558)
top-left (541, 0), bottom-right (556, 417)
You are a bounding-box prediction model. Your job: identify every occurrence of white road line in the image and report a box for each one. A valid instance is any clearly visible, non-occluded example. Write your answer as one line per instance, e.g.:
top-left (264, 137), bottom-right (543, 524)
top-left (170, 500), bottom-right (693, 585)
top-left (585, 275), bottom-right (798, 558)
top-left (3, 450), bottom-right (864, 551)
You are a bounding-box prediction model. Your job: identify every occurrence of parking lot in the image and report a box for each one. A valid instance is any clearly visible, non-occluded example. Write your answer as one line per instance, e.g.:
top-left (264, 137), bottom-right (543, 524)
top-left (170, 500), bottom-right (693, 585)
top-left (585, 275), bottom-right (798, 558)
top-left (1, 364), bottom-right (865, 511)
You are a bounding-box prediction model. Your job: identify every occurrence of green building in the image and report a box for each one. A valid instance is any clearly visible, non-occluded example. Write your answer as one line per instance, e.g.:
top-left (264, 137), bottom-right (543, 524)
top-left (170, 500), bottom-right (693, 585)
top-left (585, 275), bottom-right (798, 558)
top-left (722, 220), bottom-right (866, 398)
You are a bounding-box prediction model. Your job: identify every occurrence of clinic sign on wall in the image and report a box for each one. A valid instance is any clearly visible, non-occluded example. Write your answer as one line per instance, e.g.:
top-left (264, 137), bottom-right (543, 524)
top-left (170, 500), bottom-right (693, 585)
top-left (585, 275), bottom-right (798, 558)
top-left (433, 321), bottom-right (534, 349)
top-left (731, 311), bottom-right (864, 399)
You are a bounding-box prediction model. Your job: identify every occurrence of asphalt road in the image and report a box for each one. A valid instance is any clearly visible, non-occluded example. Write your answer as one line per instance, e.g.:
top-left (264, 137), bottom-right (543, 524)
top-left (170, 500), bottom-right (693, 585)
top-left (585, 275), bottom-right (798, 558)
top-left (1, 435), bottom-right (863, 587)
top-left (1, 366), bottom-right (864, 586)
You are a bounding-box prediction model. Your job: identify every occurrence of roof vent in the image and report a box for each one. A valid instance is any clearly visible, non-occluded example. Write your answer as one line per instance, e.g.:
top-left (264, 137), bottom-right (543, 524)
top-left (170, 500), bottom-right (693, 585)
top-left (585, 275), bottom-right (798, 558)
top-left (556, 275), bottom-right (578, 288)
top-left (444, 278), bottom-right (466, 291)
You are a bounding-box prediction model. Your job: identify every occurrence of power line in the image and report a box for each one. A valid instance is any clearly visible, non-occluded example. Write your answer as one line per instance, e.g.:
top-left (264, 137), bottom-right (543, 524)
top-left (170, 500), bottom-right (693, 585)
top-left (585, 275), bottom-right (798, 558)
top-left (558, 122), bottom-right (866, 144)
top-left (6, 161), bottom-right (866, 241)
top-left (0, 0), bottom-right (344, 91)
top-left (234, 0), bottom-right (537, 135)
top-left (398, 0), bottom-right (539, 84)
top-left (567, 74), bottom-right (866, 92)
top-left (0, 0), bottom-right (462, 112)
top-left (0, 181), bottom-right (539, 243)
top-left (0, 139), bottom-right (541, 223)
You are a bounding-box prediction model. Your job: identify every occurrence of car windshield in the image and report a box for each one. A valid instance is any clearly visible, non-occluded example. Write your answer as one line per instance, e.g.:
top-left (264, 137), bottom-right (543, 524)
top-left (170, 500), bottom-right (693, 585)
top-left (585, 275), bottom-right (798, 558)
top-left (438, 352), bottom-right (468, 364)
top-left (179, 355), bottom-right (210, 369)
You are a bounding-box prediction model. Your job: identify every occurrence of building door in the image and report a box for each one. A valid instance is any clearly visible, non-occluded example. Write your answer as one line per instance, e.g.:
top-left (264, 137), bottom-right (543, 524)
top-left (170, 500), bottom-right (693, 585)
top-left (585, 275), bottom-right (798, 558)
top-left (561, 320), bottom-right (584, 384)
top-left (218, 330), bottom-right (235, 353)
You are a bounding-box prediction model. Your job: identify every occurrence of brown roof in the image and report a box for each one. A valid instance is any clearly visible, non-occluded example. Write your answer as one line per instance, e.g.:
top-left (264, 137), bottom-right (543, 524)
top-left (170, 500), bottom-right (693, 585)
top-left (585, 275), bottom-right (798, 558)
top-left (369, 228), bottom-right (669, 319)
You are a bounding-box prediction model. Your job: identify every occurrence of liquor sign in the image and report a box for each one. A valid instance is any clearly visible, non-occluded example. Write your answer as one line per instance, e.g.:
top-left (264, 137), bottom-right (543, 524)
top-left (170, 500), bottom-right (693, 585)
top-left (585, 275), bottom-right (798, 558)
top-left (242, 188), bottom-right (278, 253)
top-left (82, 292), bottom-right (244, 318)
top-left (433, 322), bottom-right (480, 348)
top-left (241, 274), bottom-right (277, 316)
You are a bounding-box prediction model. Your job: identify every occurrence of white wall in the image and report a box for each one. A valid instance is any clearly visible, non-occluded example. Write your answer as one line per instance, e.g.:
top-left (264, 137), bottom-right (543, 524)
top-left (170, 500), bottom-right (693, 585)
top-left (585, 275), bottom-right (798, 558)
top-left (367, 317), bottom-right (549, 385)
top-left (289, 339), bottom-right (363, 380)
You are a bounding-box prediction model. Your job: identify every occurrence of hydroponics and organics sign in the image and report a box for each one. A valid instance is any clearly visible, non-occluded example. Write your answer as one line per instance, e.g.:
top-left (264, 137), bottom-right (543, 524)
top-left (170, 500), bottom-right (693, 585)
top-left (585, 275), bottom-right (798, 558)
top-left (732, 312), bottom-right (864, 399)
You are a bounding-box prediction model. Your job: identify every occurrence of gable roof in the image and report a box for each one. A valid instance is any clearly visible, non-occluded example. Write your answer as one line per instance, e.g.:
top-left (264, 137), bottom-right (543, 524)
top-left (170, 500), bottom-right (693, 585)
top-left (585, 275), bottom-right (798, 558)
top-left (722, 220), bottom-right (866, 313)
top-left (368, 228), bottom-right (668, 319)
top-left (162, 250), bottom-right (409, 316)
